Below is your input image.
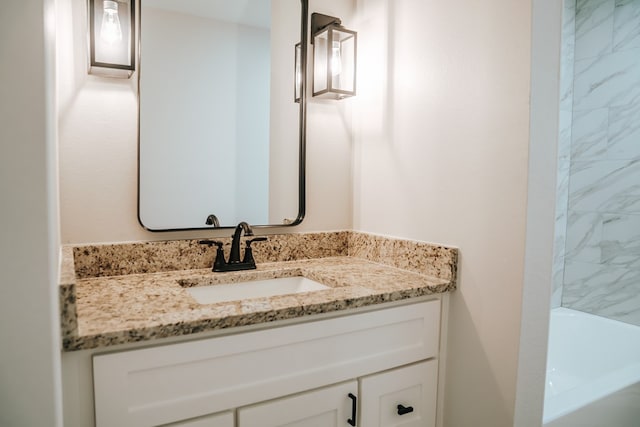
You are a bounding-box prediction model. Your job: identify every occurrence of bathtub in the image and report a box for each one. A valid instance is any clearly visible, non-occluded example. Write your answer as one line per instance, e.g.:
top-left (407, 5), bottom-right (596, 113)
top-left (543, 307), bottom-right (640, 427)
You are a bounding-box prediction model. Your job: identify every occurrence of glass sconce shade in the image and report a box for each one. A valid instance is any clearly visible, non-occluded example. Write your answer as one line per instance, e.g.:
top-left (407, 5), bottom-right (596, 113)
top-left (89, 0), bottom-right (135, 78)
top-left (311, 13), bottom-right (356, 99)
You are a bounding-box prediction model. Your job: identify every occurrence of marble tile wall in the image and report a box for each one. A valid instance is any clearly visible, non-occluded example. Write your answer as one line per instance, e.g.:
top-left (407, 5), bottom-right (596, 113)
top-left (552, 0), bottom-right (577, 308)
top-left (562, 0), bottom-right (640, 325)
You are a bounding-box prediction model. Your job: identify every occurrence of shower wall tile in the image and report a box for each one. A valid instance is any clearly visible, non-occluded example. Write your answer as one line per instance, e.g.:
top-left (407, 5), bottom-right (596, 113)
top-left (565, 211), bottom-right (603, 262)
top-left (573, 49), bottom-right (640, 111)
top-left (560, 0), bottom-right (577, 112)
top-left (565, 212), bottom-right (640, 266)
top-left (613, 0), bottom-right (640, 52)
top-left (575, 0), bottom-right (614, 60)
top-left (600, 213), bottom-right (640, 267)
top-left (571, 108), bottom-right (608, 160)
top-left (563, 0), bottom-right (640, 326)
top-left (552, 202), bottom-right (569, 309)
top-left (568, 159), bottom-right (640, 214)
top-left (608, 101), bottom-right (640, 159)
top-left (562, 260), bottom-right (640, 325)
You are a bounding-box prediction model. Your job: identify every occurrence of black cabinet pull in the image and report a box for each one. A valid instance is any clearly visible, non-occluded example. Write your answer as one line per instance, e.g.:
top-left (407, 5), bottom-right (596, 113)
top-left (347, 393), bottom-right (357, 426)
top-left (397, 404), bottom-right (414, 415)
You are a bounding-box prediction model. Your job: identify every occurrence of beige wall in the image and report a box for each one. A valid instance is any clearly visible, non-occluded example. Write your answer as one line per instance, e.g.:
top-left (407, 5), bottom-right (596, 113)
top-left (0, 0), bottom-right (63, 425)
top-left (57, 0), bottom-right (354, 244)
top-left (353, 0), bottom-right (532, 425)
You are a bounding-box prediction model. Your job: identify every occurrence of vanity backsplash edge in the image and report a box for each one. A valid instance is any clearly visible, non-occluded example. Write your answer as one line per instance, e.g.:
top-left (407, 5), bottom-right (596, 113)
top-left (64, 231), bottom-right (458, 282)
top-left (71, 231), bottom-right (350, 279)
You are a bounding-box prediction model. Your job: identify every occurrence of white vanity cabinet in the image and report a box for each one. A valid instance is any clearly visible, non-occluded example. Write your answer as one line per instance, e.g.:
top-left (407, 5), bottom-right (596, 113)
top-left (92, 300), bottom-right (442, 427)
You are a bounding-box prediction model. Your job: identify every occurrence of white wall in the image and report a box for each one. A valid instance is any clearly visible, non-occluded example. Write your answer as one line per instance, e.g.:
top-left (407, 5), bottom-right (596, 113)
top-left (58, 0), bottom-right (353, 244)
top-left (353, 0), bottom-right (532, 425)
top-left (514, 0), bottom-right (563, 424)
top-left (0, 0), bottom-right (63, 426)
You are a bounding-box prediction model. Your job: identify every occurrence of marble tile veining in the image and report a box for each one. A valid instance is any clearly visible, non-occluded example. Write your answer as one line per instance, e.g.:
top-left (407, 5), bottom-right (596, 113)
top-left (573, 47), bottom-right (640, 111)
top-left (562, 260), bottom-right (640, 324)
top-left (560, 0), bottom-right (640, 325)
top-left (565, 211), bottom-right (640, 266)
top-left (560, 0), bottom-right (576, 110)
top-left (608, 101), bottom-right (640, 159)
top-left (571, 108), bottom-right (609, 161)
top-left (565, 211), bottom-right (603, 263)
top-left (600, 213), bottom-right (640, 267)
top-left (61, 231), bottom-right (458, 351)
top-left (613, 0), bottom-right (640, 52)
top-left (575, 0), bottom-right (614, 61)
top-left (568, 159), bottom-right (640, 213)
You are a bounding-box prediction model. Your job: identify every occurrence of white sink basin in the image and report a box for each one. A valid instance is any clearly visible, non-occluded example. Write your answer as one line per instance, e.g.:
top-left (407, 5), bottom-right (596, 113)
top-left (185, 276), bottom-right (330, 304)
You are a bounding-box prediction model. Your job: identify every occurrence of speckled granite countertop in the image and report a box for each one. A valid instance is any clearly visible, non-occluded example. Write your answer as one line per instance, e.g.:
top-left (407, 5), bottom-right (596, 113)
top-left (61, 232), bottom-right (458, 351)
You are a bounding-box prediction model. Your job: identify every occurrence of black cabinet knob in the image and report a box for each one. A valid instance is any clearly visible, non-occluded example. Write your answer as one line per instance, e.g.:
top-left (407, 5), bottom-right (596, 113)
top-left (397, 404), bottom-right (414, 415)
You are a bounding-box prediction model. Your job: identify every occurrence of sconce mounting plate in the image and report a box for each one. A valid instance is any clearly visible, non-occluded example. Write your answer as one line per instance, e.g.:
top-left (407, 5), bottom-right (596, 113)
top-left (311, 13), bottom-right (342, 42)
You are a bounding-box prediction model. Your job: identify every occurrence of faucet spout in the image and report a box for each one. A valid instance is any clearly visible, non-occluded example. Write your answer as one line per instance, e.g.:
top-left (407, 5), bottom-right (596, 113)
top-left (228, 221), bottom-right (253, 264)
top-left (200, 221), bottom-right (266, 272)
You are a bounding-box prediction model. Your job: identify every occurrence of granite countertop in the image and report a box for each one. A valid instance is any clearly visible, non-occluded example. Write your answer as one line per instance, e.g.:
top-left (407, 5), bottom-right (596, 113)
top-left (60, 232), bottom-right (458, 351)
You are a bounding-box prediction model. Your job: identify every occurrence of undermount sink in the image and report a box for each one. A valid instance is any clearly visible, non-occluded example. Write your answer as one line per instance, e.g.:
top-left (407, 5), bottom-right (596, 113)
top-left (183, 276), bottom-right (330, 304)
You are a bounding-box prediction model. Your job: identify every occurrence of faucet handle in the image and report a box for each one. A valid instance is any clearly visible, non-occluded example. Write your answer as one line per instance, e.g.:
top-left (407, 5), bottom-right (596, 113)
top-left (242, 237), bottom-right (267, 266)
top-left (199, 240), bottom-right (228, 272)
top-left (245, 237), bottom-right (268, 248)
top-left (198, 239), bottom-right (223, 248)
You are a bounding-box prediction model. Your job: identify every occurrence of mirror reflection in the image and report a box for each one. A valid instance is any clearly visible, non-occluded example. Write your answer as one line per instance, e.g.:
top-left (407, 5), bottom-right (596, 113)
top-left (138, 0), bottom-right (304, 230)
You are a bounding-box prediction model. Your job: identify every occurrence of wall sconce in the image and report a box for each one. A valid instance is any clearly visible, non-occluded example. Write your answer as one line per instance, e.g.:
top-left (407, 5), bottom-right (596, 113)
top-left (88, 0), bottom-right (135, 78)
top-left (311, 13), bottom-right (357, 100)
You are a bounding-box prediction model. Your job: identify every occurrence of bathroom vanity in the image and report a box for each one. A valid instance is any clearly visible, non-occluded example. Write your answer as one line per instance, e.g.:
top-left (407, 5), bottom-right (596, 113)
top-left (94, 300), bottom-right (440, 426)
top-left (60, 231), bottom-right (457, 427)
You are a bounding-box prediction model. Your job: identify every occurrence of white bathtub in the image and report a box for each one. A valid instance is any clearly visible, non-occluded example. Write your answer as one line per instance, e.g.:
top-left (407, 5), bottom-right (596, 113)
top-left (543, 307), bottom-right (640, 427)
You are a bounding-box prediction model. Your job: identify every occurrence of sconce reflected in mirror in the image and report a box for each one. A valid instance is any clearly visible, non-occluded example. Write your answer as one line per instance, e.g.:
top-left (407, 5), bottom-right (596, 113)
top-left (88, 0), bottom-right (135, 78)
top-left (295, 42), bottom-right (302, 103)
top-left (311, 12), bottom-right (356, 99)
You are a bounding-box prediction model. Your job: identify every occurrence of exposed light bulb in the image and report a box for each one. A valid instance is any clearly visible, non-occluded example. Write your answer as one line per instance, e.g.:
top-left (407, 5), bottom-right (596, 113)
top-left (295, 62), bottom-right (302, 91)
top-left (331, 40), bottom-right (342, 76)
top-left (101, 0), bottom-right (122, 44)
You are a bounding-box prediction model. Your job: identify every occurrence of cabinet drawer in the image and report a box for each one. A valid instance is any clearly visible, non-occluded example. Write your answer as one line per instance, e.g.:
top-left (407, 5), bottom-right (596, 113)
top-left (93, 300), bottom-right (440, 427)
top-left (161, 411), bottom-right (233, 427)
top-left (238, 381), bottom-right (357, 427)
top-left (359, 360), bottom-right (439, 427)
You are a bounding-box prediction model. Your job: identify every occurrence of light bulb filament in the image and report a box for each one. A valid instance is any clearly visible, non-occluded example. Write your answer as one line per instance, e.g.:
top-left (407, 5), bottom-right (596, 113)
top-left (101, 0), bottom-right (122, 44)
top-left (331, 40), bottom-right (342, 76)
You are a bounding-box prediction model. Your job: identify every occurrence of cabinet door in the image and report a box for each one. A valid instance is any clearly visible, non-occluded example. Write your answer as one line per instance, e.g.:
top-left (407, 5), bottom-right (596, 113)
top-left (161, 411), bottom-right (233, 427)
top-left (359, 360), bottom-right (438, 427)
top-left (238, 381), bottom-right (358, 427)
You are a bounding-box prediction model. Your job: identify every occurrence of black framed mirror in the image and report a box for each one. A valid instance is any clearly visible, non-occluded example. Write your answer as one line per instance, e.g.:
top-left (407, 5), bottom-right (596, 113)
top-left (138, 0), bottom-right (307, 231)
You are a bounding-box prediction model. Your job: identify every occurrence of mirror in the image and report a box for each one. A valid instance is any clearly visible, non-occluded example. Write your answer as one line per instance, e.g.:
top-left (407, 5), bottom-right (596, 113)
top-left (138, 0), bottom-right (307, 230)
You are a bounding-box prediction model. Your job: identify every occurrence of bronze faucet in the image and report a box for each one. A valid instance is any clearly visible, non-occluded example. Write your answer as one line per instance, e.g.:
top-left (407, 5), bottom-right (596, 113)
top-left (199, 221), bottom-right (267, 272)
